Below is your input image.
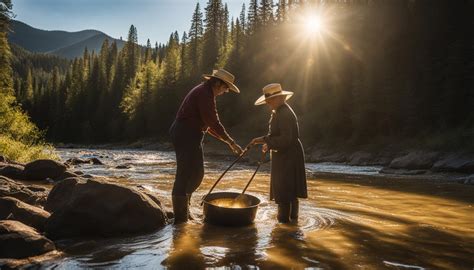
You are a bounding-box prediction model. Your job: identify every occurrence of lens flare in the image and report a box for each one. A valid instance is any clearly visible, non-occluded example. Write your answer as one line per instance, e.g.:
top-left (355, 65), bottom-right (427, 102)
top-left (304, 15), bottom-right (323, 35)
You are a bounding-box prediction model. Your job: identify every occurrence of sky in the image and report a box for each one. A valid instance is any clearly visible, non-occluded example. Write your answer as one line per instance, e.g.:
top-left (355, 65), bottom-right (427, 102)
top-left (12, 0), bottom-right (246, 45)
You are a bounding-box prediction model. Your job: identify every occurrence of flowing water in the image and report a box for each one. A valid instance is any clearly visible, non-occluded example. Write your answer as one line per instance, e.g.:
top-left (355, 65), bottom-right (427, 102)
top-left (37, 148), bottom-right (473, 269)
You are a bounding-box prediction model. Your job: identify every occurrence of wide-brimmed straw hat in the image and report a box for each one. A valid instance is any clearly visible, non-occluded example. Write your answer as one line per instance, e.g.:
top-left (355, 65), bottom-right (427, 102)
top-left (254, 83), bottom-right (293, 106)
top-left (203, 69), bottom-right (240, 93)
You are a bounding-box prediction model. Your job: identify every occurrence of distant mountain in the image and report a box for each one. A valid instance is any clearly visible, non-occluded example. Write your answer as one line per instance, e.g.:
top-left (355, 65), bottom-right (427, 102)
top-left (51, 33), bottom-right (125, 59)
top-left (8, 20), bottom-right (125, 59)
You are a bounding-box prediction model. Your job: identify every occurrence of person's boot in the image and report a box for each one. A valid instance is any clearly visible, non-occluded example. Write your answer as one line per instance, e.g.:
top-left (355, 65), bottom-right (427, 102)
top-left (186, 193), bottom-right (195, 220)
top-left (277, 203), bottom-right (291, 223)
top-left (172, 195), bottom-right (188, 224)
top-left (290, 199), bottom-right (299, 221)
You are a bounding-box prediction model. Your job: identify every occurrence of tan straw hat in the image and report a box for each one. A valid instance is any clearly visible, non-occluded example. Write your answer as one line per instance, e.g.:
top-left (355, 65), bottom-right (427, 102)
top-left (203, 69), bottom-right (240, 93)
top-left (254, 83), bottom-right (293, 106)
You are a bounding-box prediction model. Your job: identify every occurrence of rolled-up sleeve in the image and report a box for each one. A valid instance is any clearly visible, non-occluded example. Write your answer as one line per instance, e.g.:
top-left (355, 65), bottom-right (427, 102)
top-left (198, 92), bottom-right (232, 143)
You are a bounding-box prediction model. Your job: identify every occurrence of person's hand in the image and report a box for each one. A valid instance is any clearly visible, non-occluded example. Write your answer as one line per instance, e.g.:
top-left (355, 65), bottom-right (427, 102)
top-left (262, 143), bottom-right (268, 153)
top-left (229, 142), bottom-right (244, 156)
top-left (250, 136), bottom-right (266, 145)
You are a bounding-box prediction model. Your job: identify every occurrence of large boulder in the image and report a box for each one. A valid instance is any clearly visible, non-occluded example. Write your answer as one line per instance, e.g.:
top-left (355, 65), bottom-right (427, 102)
top-left (431, 154), bottom-right (474, 173)
top-left (0, 164), bottom-right (26, 180)
top-left (0, 197), bottom-right (50, 232)
top-left (23, 159), bottom-right (67, 181)
top-left (0, 176), bottom-right (48, 206)
top-left (45, 178), bottom-right (168, 239)
top-left (44, 177), bottom-right (79, 213)
top-left (389, 151), bottom-right (439, 170)
top-left (0, 220), bottom-right (55, 259)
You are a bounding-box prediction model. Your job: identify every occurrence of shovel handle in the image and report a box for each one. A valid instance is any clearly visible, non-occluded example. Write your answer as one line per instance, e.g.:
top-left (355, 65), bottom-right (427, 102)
top-left (240, 149), bottom-right (267, 195)
top-left (201, 143), bottom-right (252, 205)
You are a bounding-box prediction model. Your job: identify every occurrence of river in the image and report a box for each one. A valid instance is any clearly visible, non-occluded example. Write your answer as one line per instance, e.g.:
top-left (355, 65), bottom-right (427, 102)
top-left (38, 148), bottom-right (473, 269)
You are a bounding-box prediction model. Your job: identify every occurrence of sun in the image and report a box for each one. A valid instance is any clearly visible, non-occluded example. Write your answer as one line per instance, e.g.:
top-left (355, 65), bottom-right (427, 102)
top-left (304, 14), bottom-right (324, 35)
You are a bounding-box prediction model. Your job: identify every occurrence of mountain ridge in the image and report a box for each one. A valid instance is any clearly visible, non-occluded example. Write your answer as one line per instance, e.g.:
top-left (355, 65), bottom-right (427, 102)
top-left (8, 20), bottom-right (126, 59)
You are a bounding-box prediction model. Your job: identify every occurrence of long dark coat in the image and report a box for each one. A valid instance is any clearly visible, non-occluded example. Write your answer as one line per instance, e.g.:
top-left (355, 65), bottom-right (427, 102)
top-left (264, 103), bottom-right (307, 203)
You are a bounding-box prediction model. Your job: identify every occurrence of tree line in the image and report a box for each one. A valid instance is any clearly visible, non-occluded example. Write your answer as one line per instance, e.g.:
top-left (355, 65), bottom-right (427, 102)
top-left (10, 0), bottom-right (474, 151)
top-left (0, 0), bottom-right (56, 162)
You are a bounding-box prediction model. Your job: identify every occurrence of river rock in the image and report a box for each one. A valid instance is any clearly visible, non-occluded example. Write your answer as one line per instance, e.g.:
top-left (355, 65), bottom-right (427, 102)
top-left (65, 158), bottom-right (89, 166)
top-left (348, 152), bottom-right (374, 166)
top-left (388, 151), bottom-right (439, 170)
top-left (431, 154), bottom-right (474, 173)
top-left (89, 158), bottom-right (104, 165)
top-left (0, 197), bottom-right (50, 232)
top-left (0, 220), bottom-right (55, 259)
top-left (115, 164), bottom-right (131, 169)
top-left (0, 176), bottom-right (48, 206)
top-left (45, 178), bottom-right (168, 239)
top-left (0, 164), bottom-right (26, 180)
top-left (53, 170), bottom-right (79, 182)
top-left (380, 167), bottom-right (427, 175)
top-left (23, 159), bottom-right (67, 181)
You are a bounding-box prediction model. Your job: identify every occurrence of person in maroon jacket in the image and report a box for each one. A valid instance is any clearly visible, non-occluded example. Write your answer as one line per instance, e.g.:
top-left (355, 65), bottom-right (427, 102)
top-left (169, 69), bottom-right (243, 224)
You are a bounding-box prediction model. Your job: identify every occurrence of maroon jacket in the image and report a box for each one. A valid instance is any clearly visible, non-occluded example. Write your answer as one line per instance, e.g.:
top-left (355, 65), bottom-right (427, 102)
top-left (175, 82), bottom-right (232, 143)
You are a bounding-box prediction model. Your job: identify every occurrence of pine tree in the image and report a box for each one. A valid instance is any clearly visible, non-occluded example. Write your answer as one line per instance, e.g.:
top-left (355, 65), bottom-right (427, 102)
top-left (276, 0), bottom-right (287, 23)
top-left (203, 0), bottom-right (223, 70)
top-left (259, 0), bottom-right (274, 27)
top-left (145, 38), bottom-right (152, 63)
top-left (188, 2), bottom-right (204, 76)
top-left (180, 31), bottom-right (187, 78)
top-left (247, 0), bottom-right (259, 35)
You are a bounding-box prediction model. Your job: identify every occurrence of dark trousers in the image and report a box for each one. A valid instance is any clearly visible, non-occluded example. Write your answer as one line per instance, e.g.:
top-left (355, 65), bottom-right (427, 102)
top-left (169, 120), bottom-right (204, 196)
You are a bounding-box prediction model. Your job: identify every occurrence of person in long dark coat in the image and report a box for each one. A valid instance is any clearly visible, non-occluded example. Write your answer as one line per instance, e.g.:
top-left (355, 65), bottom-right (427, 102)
top-left (250, 83), bottom-right (307, 223)
top-left (170, 69), bottom-right (243, 224)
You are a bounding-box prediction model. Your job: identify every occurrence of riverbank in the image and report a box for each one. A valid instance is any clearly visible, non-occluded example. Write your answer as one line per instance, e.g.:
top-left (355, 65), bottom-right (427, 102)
top-left (53, 138), bottom-right (474, 183)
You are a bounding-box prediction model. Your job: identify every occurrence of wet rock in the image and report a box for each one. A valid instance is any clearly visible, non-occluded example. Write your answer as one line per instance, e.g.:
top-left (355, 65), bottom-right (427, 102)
top-left (0, 220), bottom-right (55, 259)
top-left (348, 152), bottom-right (373, 166)
top-left (44, 178), bottom-right (80, 213)
top-left (389, 151), bottom-right (439, 170)
top-left (73, 171), bottom-right (84, 175)
top-left (0, 164), bottom-right (26, 180)
top-left (82, 174), bottom-right (93, 179)
top-left (0, 176), bottom-right (48, 206)
top-left (0, 197), bottom-right (50, 232)
top-left (431, 154), bottom-right (474, 173)
top-left (65, 158), bottom-right (89, 166)
top-left (379, 167), bottom-right (427, 175)
top-left (23, 159), bottom-right (67, 181)
top-left (325, 153), bottom-right (348, 163)
top-left (89, 158), bottom-right (103, 165)
top-left (45, 178), bottom-right (168, 239)
top-left (53, 170), bottom-right (79, 182)
top-left (115, 164), bottom-right (131, 169)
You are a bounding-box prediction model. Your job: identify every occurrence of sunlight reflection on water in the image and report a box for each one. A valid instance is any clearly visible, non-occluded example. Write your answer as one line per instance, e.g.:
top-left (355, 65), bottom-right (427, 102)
top-left (42, 148), bottom-right (474, 269)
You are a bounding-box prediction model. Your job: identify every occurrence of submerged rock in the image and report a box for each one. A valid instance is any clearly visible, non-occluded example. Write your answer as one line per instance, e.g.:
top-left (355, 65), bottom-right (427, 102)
top-left (0, 197), bottom-right (50, 232)
top-left (0, 176), bottom-right (48, 206)
top-left (0, 220), bottom-right (55, 259)
top-left (45, 178), bottom-right (168, 239)
top-left (23, 159), bottom-right (67, 181)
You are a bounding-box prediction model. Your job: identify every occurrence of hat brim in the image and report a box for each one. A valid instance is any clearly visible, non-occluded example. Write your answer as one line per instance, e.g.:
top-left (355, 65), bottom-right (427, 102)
top-left (254, 91), bottom-right (294, 106)
top-left (203, 74), bottom-right (240, 93)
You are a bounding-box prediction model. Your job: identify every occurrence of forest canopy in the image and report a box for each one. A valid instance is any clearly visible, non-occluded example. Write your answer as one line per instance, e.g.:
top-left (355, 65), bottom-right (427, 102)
top-left (9, 0), bottom-right (474, 151)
